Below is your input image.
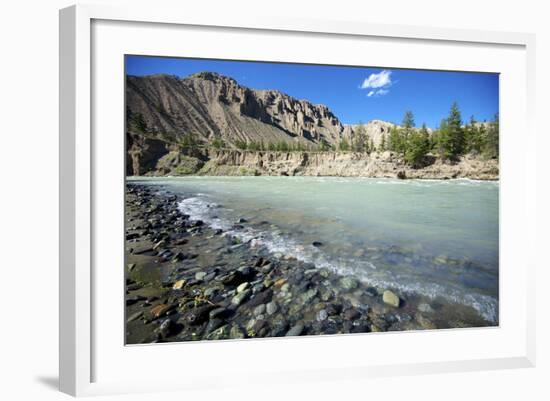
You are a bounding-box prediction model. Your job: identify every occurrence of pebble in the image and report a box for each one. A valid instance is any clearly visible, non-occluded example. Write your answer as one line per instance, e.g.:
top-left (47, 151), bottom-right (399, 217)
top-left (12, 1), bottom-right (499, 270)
top-left (209, 307), bottom-right (229, 320)
top-left (316, 309), bottom-right (328, 321)
top-left (237, 282), bottom-right (249, 293)
top-left (230, 325), bottom-right (246, 339)
top-left (340, 276), bottom-right (359, 290)
top-left (254, 304), bottom-right (266, 316)
top-left (127, 311), bottom-right (143, 323)
top-left (231, 289), bottom-right (251, 306)
top-left (285, 323), bottom-right (305, 337)
top-left (195, 272), bottom-right (207, 281)
top-left (266, 301), bottom-right (278, 315)
top-left (172, 279), bottom-right (186, 290)
top-left (382, 290), bottom-right (401, 307)
top-left (155, 318), bottom-right (173, 339)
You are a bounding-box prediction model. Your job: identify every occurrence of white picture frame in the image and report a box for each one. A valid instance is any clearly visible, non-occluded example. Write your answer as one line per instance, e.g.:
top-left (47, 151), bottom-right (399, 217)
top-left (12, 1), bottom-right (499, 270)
top-left (59, 3), bottom-right (536, 397)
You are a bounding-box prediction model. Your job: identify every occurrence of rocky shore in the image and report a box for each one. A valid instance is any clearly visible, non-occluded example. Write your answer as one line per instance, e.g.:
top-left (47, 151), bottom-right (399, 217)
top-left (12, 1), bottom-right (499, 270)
top-left (125, 183), bottom-right (489, 344)
top-left (128, 142), bottom-right (499, 181)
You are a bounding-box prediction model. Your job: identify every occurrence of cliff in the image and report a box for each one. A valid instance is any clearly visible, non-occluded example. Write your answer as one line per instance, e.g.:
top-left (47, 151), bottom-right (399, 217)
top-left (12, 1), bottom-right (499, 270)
top-left (131, 147), bottom-right (498, 180)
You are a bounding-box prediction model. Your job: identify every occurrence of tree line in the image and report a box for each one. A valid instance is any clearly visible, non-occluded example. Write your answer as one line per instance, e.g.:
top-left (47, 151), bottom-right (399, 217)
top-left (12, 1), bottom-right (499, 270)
top-left (129, 102), bottom-right (499, 166)
top-left (380, 103), bottom-right (499, 166)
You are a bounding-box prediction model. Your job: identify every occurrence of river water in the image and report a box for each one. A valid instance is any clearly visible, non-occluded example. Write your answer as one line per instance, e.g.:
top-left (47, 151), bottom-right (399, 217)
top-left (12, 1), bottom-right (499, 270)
top-left (128, 176), bottom-right (499, 323)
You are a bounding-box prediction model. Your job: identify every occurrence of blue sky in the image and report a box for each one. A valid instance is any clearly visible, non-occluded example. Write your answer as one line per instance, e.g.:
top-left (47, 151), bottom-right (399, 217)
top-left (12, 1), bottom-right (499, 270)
top-left (126, 55), bottom-right (499, 128)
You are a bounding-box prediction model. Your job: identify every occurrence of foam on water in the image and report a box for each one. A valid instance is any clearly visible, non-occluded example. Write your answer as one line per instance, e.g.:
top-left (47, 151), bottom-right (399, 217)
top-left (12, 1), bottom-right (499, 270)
top-left (178, 195), bottom-right (498, 323)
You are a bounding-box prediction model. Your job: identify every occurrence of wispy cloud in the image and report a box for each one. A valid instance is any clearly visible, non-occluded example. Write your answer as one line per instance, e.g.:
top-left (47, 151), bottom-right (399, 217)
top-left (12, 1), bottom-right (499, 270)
top-left (367, 89), bottom-right (389, 97)
top-left (361, 70), bottom-right (393, 97)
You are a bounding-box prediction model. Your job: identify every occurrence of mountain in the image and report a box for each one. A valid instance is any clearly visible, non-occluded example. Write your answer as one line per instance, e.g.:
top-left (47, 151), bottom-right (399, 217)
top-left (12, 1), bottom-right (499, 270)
top-left (126, 72), bottom-right (396, 149)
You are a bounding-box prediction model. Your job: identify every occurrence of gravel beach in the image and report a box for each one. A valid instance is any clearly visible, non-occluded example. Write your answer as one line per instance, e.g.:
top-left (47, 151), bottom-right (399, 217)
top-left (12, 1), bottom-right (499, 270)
top-left (125, 183), bottom-right (489, 344)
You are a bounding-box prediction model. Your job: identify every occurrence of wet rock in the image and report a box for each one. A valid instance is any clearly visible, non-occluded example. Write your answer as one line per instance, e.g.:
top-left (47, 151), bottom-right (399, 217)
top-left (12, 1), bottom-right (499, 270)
top-left (350, 322), bottom-right (370, 334)
top-left (320, 287), bottom-right (334, 302)
top-left (237, 282), bottom-right (249, 293)
top-left (195, 271), bottom-right (207, 281)
top-left (127, 283), bottom-right (142, 291)
top-left (150, 303), bottom-right (171, 318)
top-left (254, 304), bottom-right (266, 316)
top-left (252, 319), bottom-right (270, 337)
top-left (155, 318), bottom-right (173, 339)
top-left (203, 272), bottom-right (217, 282)
top-left (209, 307), bottom-right (229, 320)
top-left (221, 271), bottom-right (246, 286)
top-left (301, 288), bottom-right (318, 303)
top-left (172, 279), bottom-right (186, 290)
top-left (319, 268), bottom-right (331, 278)
top-left (340, 276), bottom-right (359, 290)
top-left (152, 240), bottom-right (165, 251)
top-left (343, 308), bottom-right (360, 321)
top-left (182, 305), bottom-right (214, 325)
top-left (238, 266), bottom-right (254, 277)
top-left (230, 325), bottom-right (246, 339)
top-left (126, 295), bottom-right (146, 306)
top-left (171, 252), bottom-right (185, 262)
top-left (247, 289), bottom-right (273, 307)
top-left (127, 311), bottom-right (143, 323)
top-left (204, 286), bottom-right (221, 298)
top-left (418, 303), bottom-right (434, 313)
top-left (205, 318), bottom-right (225, 334)
top-left (266, 301), bottom-right (278, 315)
top-left (231, 289), bottom-right (251, 306)
top-left (251, 282), bottom-right (265, 294)
top-left (285, 323), bottom-right (305, 337)
top-left (382, 290), bottom-right (401, 307)
top-left (205, 325), bottom-right (230, 341)
top-left (365, 287), bottom-right (378, 297)
top-left (316, 309), bottom-right (328, 322)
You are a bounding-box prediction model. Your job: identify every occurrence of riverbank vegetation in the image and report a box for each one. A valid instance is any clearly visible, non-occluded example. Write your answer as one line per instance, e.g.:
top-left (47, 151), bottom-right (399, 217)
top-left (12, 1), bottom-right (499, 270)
top-left (129, 102), bottom-right (499, 169)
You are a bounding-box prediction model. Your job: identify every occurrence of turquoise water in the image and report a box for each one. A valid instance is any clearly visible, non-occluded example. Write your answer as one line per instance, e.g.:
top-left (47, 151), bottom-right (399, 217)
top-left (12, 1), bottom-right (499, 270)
top-left (129, 176), bottom-right (499, 322)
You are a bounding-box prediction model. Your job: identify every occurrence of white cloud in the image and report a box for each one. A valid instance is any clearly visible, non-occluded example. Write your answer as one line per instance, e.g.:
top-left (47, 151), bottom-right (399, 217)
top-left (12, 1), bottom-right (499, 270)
top-left (361, 70), bottom-right (393, 97)
top-left (367, 89), bottom-right (389, 97)
top-left (361, 70), bottom-right (392, 89)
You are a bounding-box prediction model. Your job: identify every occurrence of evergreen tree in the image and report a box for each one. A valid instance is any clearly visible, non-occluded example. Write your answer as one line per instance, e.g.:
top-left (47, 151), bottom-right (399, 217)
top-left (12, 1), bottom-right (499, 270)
top-left (402, 111), bottom-right (415, 130)
top-left (484, 113), bottom-right (499, 159)
top-left (388, 126), bottom-right (405, 154)
top-left (353, 123), bottom-right (367, 152)
top-left (464, 116), bottom-right (479, 154)
top-left (404, 123), bottom-right (430, 167)
top-left (446, 102), bottom-right (465, 157)
top-left (434, 119), bottom-right (451, 160)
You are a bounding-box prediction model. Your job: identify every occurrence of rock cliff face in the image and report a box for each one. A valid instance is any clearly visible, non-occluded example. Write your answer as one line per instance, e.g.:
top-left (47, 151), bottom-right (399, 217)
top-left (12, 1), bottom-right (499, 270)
top-left (135, 148), bottom-right (498, 180)
top-left (126, 72), bottom-right (346, 147)
top-left (199, 150), bottom-right (498, 180)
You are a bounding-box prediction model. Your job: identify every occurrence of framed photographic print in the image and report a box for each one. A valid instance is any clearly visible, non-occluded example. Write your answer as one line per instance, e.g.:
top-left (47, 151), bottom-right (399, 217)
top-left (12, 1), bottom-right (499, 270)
top-left (59, 3), bottom-right (536, 396)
